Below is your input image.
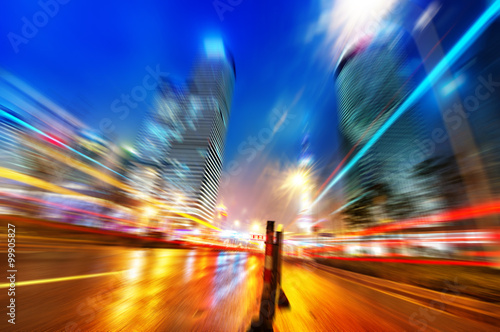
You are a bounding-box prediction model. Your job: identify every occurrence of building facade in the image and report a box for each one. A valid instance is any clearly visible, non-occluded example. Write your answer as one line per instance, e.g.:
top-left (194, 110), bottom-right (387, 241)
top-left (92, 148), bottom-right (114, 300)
top-left (131, 40), bottom-right (235, 229)
top-left (335, 34), bottom-right (426, 222)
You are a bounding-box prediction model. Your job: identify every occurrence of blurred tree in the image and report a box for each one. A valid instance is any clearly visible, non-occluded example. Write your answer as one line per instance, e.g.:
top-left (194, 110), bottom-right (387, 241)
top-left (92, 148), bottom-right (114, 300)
top-left (369, 181), bottom-right (391, 221)
top-left (387, 194), bottom-right (415, 220)
top-left (342, 193), bottom-right (374, 229)
top-left (344, 180), bottom-right (417, 229)
top-left (413, 156), bottom-right (467, 209)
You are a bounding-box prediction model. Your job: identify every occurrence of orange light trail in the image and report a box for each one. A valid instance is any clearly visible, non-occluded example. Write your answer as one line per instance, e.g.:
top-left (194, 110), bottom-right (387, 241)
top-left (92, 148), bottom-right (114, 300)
top-left (0, 271), bottom-right (126, 288)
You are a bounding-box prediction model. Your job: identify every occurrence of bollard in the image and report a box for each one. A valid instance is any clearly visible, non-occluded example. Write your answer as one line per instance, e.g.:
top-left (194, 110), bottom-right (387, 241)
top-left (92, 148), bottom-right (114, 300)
top-left (263, 220), bottom-right (275, 302)
top-left (275, 225), bottom-right (289, 308)
top-left (250, 220), bottom-right (275, 331)
top-left (275, 225), bottom-right (283, 286)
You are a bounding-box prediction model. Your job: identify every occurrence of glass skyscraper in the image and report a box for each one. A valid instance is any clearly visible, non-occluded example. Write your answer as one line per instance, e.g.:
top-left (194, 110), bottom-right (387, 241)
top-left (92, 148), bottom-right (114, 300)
top-left (131, 40), bottom-right (235, 229)
top-left (335, 34), bottom-right (425, 218)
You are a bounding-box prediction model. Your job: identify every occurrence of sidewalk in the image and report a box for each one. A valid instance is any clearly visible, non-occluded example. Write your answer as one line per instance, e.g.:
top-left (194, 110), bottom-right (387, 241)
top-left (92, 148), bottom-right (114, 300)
top-left (308, 259), bottom-right (500, 326)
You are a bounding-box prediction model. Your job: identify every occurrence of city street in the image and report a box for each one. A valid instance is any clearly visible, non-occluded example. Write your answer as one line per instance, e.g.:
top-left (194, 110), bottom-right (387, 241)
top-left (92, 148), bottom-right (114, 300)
top-left (1, 244), bottom-right (496, 331)
top-left (2, 1), bottom-right (500, 330)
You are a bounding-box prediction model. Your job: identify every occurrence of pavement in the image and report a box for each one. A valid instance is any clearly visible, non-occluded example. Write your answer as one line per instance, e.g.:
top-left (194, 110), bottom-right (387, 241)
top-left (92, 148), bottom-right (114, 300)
top-left (1, 241), bottom-right (499, 331)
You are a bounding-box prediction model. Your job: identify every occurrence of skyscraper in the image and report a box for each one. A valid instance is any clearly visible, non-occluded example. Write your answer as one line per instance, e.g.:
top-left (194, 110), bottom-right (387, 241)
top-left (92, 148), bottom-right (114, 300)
top-left (131, 39), bottom-right (235, 229)
top-left (335, 33), bottom-right (424, 221)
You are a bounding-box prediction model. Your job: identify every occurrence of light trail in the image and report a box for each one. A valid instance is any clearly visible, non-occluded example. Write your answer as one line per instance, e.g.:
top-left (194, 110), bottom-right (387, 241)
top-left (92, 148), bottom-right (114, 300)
top-left (175, 211), bottom-right (221, 231)
top-left (0, 108), bottom-right (129, 181)
top-left (0, 191), bottom-right (135, 225)
top-left (329, 192), bottom-right (369, 215)
top-left (0, 167), bottom-right (219, 231)
top-left (312, 1), bottom-right (500, 208)
top-left (314, 21), bottom-right (459, 201)
top-left (359, 200), bottom-right (500, 236)
top-left (0, 270), bottom-right (126, 288)
top-left (28, 140), bottom-right (136, 193)
top-left (307, 255), bottom-right (500, 267)
top-left (1, 86), bottom-right (223, 232)
top-left (0, 167), bottom-right (91, 198)
top-left (0, 168), bottom-right (136, 216)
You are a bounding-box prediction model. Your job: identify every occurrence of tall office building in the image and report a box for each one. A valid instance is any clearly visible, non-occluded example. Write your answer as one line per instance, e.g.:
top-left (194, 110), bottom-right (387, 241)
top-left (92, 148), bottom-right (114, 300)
top-left (335, 34), bottom-right (424, 215)
top-left (131, 39), bottom-right (235, 228)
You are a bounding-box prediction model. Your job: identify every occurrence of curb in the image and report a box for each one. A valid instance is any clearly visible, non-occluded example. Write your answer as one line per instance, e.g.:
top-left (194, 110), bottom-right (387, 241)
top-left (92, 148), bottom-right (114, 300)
top-left (308, 260), bottom-right (500, 327)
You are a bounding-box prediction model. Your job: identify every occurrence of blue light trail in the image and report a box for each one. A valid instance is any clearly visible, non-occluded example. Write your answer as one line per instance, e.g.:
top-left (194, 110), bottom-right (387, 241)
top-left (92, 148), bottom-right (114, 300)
top-left (312, 0), bottom-right (500, 208)
top-left (0, 109), bottom-right (130, 181)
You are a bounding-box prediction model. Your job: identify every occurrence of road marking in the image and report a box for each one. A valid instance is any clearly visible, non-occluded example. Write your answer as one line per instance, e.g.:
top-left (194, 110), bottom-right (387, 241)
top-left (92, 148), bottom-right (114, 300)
top-left (11, 244), bottom-right (110, 250)
top-left (0, 270), bottom-right (126, 288)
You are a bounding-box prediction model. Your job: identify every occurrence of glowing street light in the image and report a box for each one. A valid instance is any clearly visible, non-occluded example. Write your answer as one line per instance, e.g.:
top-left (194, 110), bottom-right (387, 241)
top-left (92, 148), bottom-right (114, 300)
top-left (285, 168), bottom-right (311, 190)
top-left (234, 220), bottom-right (240, 227)
top-left (123, 145), bottom-right (137, 155)
top-left (144, 205), bottom-right (157, 218)
top-left (291, 172), bottom-right (308, 187)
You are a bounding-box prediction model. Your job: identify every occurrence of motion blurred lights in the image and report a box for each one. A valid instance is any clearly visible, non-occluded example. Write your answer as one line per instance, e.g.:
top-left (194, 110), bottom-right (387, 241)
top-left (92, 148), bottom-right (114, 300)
top-left (0, 110), bottom-right (128, 180)
top-left (441, 75), bottom-right (466, 96)
top-left (299, 156), bottom-right (313, 167)
top-left (413, 1), bottom-right (442, 33)
top-left (286, 169), bottom-right (310, 189)
top-left (332, 0), bottom-right (399, 41)
top-left (298, 219), bottom-right (312, 234)
top-left (143, 205), bottom-right (157, 218)
top-left (312, 0), bottom-right (500, 208)
top-left (204, 38), bottom-right (226, 58)
top-left (339, 0), bottom-right (397, 17)
top-left (123, 145), bottom-right (137, 155)
top-left (220, 230), bottom-right (238, 238)
top-left (292, 172), bottom-right (307, 187)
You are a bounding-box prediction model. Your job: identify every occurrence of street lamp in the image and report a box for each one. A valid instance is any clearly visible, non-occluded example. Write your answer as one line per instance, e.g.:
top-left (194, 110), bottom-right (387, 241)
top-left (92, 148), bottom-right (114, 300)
top-left (234, 220), bottom-right (240, 227)
top-left (289, 169), bottom-right (309, 188)
top-left (282, 166), bottom-right (316, 234)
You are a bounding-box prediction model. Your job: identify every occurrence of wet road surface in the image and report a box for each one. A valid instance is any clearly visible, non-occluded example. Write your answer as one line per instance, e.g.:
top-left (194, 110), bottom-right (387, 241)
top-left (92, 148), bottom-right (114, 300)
top-left (1, 244), bottom-right (497, 331)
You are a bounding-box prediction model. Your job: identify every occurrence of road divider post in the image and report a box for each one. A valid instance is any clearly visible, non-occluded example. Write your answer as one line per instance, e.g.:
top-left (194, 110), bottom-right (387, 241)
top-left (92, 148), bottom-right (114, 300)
top-left (251, 220), bottom-right (275, 331)
top-left (250, 221), bottom-right (290, 331)
top-left (275, 224), bottom-right (289, 308)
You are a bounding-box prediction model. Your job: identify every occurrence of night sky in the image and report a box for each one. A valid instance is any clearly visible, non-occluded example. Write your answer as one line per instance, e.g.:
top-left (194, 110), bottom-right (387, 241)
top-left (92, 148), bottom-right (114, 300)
top-left (0, 1), bottom-right (338, 165)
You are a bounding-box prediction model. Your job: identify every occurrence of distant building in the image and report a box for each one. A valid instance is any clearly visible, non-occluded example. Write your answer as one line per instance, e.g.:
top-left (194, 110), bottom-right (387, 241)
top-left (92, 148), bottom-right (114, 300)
top-left (0, 72), bottom-right (87, 185)
top-left (131, 39), bottom-right (236, 228)
top-left (297, 133), bottom-right (314, 232)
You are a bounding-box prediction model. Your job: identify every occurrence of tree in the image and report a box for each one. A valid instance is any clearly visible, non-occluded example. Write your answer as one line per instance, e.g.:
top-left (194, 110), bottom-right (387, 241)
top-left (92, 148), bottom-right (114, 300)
top-left (413, 156), bottom-right (467, 209)
top-left (387, 194), bottom-right (415, 220)
top-left (342, 193), bottom-right (374, 229)
top-left (369, 181), bottom-right (392, 221)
